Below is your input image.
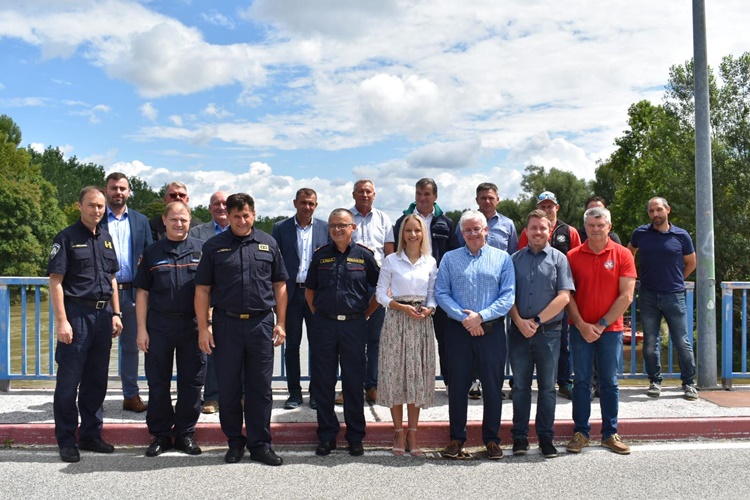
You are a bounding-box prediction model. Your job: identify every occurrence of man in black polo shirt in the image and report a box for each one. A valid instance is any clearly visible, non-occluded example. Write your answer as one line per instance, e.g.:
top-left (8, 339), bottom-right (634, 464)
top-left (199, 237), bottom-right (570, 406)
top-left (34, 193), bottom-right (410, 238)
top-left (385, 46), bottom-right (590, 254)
top-left (48, 186), bottom-right (123, 463)
top-left (195, 193), bottom-right (288, 466)
top-left (305, 208), bottom-right (380, 457)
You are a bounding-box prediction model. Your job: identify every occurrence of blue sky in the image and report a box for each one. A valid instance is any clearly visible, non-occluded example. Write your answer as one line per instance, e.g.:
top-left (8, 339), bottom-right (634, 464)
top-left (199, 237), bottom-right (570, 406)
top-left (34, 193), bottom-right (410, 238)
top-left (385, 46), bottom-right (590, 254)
top-left (1, 0), bottom-right (748, 221)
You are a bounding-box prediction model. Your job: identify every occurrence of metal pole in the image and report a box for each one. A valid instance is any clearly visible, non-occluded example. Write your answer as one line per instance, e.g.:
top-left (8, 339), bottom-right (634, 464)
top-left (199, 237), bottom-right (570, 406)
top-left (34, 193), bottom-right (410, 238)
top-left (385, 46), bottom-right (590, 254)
top-left (692, 0), bottom-right (718, 389)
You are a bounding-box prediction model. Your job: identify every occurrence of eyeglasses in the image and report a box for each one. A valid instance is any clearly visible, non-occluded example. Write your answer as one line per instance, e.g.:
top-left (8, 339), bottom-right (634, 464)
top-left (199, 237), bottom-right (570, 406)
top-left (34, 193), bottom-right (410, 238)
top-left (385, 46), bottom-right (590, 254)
top-left (461, 228), bottom-right (484, 236)
top-left (329, 223), bottom-right (353, 231)
top-left (168, 192), bottom-right (187, 199)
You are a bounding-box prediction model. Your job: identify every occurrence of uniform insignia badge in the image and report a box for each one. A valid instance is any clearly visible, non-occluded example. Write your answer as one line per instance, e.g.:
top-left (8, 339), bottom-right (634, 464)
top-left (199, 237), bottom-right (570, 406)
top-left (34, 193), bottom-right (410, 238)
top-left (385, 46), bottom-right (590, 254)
top-left (50, 243), bottom-right (61, 259)
top-left (604, 259), bottom-right (615, 269)
top-left (104, 241), bottom-right (114, 249)
top-left (556, 235), bottom-right (567, 243)
top-left (258, 244), bottom-right (270, 251)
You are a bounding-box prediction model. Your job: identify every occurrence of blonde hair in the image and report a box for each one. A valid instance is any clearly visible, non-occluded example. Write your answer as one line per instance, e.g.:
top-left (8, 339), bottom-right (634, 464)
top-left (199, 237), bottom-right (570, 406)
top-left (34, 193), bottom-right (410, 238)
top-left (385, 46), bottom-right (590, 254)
top-left (396, 214), bottom-right (431, 257)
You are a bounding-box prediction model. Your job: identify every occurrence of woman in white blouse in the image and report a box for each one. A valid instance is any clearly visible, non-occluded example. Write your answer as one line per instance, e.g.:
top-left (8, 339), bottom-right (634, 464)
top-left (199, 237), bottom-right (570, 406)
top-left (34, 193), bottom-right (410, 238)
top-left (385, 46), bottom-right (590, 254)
top-left (376, 214), bottom-right (437, 456)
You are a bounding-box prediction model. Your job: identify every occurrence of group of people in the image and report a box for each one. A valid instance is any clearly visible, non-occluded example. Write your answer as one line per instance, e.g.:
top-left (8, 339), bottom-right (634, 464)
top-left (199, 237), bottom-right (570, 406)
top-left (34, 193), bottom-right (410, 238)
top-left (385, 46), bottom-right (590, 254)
top-left (48, 174), bottom-right (698, 464)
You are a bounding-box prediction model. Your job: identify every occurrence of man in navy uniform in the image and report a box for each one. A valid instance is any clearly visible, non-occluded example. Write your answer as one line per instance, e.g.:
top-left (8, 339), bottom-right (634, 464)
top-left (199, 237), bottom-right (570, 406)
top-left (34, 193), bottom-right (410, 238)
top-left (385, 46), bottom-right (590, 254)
top-left (272, 188), bottom-right (329, 410)
top-left (305, 208), bottom-right (380, 457)
top-left (48, 186), bottom-right (123, 463)
top-left (135, 201), bottom-right (206, 457)
top-left (195, 193), bottom-right (288, 466)
top-left (101, 172), bottom-right (153, 413)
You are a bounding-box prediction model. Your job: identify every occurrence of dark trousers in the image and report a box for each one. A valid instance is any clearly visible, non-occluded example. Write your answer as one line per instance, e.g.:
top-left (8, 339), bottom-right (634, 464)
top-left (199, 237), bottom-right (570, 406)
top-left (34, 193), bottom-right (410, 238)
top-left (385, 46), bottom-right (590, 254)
top-left (557, 311), bottom-right (572, 386)
top-left (144, 313), bottom-right (206, 438)
top-left (365, 304), bottom-right (385, 390)
top-left (285, 286), bottom-right (313, 395)
top-left (310, 314), bottom-right (367, 444)
top-left (203, 353), bottom-right (218, 402)
top-left (213, 310), bottom-right (275, 450)
top-left (54, 302), bottom-right (113, 448)
top-left (445, 318), bottom-right (506, 445)
top-left (433, 306), bottom-right (449, 383)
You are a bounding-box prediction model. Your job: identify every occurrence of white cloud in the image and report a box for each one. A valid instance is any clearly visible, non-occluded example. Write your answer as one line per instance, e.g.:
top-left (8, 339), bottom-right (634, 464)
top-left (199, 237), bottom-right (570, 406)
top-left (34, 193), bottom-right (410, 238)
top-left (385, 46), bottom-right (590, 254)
top-left (169, 115), bottom-right (183, 126)
top-left (139, 102), bottom-right (158, 121)
top-left (0, 97), bottom-right (48, 107)
top-left (72, 103), bottom-right (110, 124)
top-left (29, 142), bottom-right (45, 153)
top-left (203, 103), bottom-right (232, 119)
top-left (201, 10), bottom-right (235, 29)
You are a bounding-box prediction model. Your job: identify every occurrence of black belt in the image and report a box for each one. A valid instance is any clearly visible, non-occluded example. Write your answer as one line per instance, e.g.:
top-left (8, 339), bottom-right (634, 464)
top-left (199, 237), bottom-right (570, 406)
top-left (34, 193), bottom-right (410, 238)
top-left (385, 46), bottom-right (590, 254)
top-left (318, 312), bottom-right (363, 321)
top-left (539, 320), bottom-right (563, 329)
top-left (395, 300), bottom-right (422, 306)
top-left (66, 296), bottom-right (110, 310)
top-left (295, 283), bottom-right (306, 288)
top-left (152, 310), bottom-right (193, 319)
top-left (218, 308), bottom-right (271, 320)
top-left (118, 283), bottom-right (133, 290)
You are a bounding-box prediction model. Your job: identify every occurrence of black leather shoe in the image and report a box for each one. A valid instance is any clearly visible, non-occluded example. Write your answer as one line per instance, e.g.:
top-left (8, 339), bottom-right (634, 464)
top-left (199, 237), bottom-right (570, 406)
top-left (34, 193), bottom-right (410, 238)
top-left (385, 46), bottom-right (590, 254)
top-left (225, 447), bottom-right (245, 463)
top-left (250, 447), bottom-right (283, 466)
top-left (309, 394), bottom-right (317, 410)
top-left (59, 447), bottom-right (80, 463)
top-left (146, 437), bottom-right (173, 457)
top-left (174, 435), bottom-right (201, 456)
top-left (284, 393), bottom-right (303, 410)
top-left (315, 439), bottom-right (337, 456)
top-left (79, 438), bottom-right (115, 454)
top-left (348, 441), bottom-right (364, 456)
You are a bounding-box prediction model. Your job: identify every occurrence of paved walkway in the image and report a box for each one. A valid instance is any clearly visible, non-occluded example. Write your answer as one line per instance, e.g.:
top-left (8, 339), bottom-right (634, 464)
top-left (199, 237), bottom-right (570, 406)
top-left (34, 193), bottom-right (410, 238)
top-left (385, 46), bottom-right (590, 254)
top-left (2, 383), bottom-right (750, 448)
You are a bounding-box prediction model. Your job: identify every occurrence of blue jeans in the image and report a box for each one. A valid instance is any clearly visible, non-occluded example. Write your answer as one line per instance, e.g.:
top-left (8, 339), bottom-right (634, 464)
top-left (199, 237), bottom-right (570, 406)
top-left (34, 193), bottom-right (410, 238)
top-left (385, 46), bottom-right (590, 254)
top-left (640, 289), bottom-right (696, 385)
top-left (508, 323), bottom-right (560, 440)
top-left (570, 326), bottom-right (621, 439)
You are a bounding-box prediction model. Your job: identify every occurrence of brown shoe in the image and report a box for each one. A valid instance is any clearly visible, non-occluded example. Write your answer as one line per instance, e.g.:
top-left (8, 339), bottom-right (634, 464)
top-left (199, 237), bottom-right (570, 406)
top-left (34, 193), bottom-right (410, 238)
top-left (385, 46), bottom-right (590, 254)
top-left (601, 434), bottom-right (631, 455)
top-left (202, 400), bottom-right (219, 414)
top-left (123, 395), bottom-right (147, 413)
top-left (441, 440), bottom-right (467, 459)
top-left (565, 432), bottom-right (589, 453)
top-left (486, 441), bottom-right (504, 460)
top-left (335, 392), bottom-right (344, 405)
top-left (365, 388), bottom-right (377, 403)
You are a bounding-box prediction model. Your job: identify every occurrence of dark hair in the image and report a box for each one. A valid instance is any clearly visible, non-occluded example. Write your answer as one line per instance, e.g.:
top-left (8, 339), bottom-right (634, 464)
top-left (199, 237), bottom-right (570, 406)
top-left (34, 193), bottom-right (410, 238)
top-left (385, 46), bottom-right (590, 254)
top-left (476, 182), bottom-right (499, 196)
top-left (585, 195), bottom-right (607, 209)
top-left (295, 188), bottom-right (317, 199)
top-left (105, 172), bottom-right (129, 185)
top-left (328, 208), bottom-right (354, 222)
top-left (526, 209), bottom-right (551, 228)
top-left (227, 193), bottom-right (255, 213)
top-left (415, 178), bottom-right (438, 196)
top-left (78, 186), bottom-right (105, 204)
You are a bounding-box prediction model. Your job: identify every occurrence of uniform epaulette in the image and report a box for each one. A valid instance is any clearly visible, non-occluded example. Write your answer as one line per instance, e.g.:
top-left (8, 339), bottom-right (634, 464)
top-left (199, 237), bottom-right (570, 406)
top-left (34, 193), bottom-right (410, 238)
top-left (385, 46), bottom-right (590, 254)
top-left (313, 243), bottom-right (332, 254)
top-left (355, 243), bottom-right (376, 255)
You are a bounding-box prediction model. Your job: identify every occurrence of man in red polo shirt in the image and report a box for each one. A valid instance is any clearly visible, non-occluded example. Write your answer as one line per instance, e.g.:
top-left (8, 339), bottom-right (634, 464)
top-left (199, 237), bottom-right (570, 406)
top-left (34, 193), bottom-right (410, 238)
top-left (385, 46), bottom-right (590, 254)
top-left (565, 206), bottom-right (636, 455)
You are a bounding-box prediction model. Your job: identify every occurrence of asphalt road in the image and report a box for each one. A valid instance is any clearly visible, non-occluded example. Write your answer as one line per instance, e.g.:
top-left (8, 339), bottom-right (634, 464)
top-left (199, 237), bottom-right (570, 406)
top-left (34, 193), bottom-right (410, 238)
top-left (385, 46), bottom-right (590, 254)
top-left (2, 440), bottom-right (750, 499)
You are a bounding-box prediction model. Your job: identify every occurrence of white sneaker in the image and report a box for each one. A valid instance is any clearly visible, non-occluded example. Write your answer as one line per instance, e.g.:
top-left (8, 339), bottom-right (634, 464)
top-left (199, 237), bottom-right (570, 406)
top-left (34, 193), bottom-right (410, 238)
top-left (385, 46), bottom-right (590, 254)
top-left (683, 384), bottom-right (698, 401)
top-left (646, 382), bottom-right (661, 398)
top-left (468, 380), bottom-right (482, 400)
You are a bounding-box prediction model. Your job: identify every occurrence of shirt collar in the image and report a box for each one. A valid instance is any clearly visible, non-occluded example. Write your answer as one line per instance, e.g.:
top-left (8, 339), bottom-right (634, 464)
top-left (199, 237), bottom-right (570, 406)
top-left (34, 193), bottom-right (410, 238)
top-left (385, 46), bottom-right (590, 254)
top-left (106, 206), bottom-right (129, 220)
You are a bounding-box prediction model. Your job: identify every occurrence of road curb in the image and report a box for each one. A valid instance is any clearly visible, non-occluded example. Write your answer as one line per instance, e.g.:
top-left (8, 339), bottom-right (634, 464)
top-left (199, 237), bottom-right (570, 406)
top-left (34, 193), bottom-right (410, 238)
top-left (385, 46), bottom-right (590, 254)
top-left (3, 417), bottom-right (750, 447)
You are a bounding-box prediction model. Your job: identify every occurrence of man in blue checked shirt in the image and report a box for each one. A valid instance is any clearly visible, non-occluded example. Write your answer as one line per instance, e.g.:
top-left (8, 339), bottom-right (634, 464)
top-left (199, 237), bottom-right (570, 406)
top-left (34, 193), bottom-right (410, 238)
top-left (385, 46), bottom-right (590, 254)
top-left (435, 210), bottom-right (515, 460)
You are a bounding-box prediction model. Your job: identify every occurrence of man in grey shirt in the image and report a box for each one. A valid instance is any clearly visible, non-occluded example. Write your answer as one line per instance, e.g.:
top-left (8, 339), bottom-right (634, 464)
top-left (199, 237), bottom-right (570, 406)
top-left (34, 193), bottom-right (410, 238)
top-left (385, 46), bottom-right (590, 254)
top-left (508, 209), bottom-right (575, 459)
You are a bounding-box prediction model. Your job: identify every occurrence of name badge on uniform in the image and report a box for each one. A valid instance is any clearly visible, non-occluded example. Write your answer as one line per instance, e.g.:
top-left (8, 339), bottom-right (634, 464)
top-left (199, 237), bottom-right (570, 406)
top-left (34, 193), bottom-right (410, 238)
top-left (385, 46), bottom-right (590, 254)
top-left (216, 248), bottom-right (232, 253)
top-left (258, 244), bottom-right (270, 252)
top-left (320, 257), bottom-right (336, 264)
top-left (71, 244), bottom-right (87, 248)
top-left (191, 251), bottom-right (202, 262)
top-left (154, 259), bottom-right (169, 265)
top-left (346, 257), bottom-right (365, 264)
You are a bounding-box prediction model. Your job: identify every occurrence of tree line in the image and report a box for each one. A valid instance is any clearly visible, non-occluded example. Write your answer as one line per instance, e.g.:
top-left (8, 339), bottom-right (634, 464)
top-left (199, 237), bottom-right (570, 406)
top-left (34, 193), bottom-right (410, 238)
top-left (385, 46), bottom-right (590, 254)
top-left (2, 52), bottom-right (750, 285)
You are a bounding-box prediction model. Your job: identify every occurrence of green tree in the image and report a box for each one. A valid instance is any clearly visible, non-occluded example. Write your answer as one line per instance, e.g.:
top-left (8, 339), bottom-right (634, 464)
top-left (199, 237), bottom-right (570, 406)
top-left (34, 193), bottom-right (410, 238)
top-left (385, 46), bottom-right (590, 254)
top-left (191, 204), bottom-right (209, 225)
top-left (518, 165), bottom-right (591, 227)
top-left (29, 146), bottom-right (105, 210)
top-left (127, 175), bottom-right (162, 212)
top-left (0, 114), bottom-right (22, 146)
top-left (0, 118), bottom-right (66, 275)
top-left (253, 215), bottom-right (286, 234)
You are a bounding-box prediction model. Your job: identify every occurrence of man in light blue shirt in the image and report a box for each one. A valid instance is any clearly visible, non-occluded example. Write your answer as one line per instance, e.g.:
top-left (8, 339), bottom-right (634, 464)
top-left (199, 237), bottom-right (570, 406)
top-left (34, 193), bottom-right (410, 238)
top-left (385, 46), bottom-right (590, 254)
top-left (436, 210), bottom-right (515, 460)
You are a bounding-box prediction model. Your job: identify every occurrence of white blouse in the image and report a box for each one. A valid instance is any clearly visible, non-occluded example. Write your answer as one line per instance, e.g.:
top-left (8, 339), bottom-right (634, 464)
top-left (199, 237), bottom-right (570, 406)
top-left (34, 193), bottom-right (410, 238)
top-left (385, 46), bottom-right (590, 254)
top-left (376, 251), bottom-right (438, 309)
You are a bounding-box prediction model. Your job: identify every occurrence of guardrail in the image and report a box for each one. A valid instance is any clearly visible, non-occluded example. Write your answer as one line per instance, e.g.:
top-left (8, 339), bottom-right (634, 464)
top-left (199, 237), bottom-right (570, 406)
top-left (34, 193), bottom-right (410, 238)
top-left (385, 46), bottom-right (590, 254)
top-left (721, 282), bottom-right (750, 389)
top-left (3, 277), bottom-right (742, 390)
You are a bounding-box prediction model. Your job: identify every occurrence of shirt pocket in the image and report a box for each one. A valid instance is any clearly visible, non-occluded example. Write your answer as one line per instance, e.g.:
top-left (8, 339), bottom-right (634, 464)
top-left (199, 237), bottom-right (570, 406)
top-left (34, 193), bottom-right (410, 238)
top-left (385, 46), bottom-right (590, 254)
top-left (152, 266), bottom-right (172, 292)
top-left (252, 251), bottom-right (274, 280)
top-left (214, 249), bottom-right (241, 274)
top-left (71, 247), bottom-right (93, 273)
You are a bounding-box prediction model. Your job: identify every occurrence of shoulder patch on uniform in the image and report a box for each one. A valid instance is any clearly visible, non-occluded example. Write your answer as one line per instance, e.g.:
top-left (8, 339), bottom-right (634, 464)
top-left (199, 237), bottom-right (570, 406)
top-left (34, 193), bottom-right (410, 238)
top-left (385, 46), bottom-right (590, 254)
top-left (258, 244), bottom-right (270, 251)
top-left (216, 248), bottom-right (232, 253)
top-left (346, 257), bottom-right (365, 264)
top-left (50, 243), bottom-right (61, 259)
top-left (319, 257), bottom-right (336, 264)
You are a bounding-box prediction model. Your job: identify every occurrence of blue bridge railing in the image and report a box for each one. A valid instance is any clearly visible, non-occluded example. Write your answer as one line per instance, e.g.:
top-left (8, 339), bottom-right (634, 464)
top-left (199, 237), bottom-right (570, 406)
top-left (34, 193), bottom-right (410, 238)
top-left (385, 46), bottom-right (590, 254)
top-left (2, 277), bottom-right (746, 388)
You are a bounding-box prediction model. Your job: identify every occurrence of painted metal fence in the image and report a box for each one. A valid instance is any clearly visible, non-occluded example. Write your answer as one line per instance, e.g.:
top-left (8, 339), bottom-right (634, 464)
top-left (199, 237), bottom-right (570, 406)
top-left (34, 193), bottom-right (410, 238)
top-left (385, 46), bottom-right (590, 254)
top-left (721, 282), bottom-right (750, 389)
top-left (2, 276), bottom-right (744, 388)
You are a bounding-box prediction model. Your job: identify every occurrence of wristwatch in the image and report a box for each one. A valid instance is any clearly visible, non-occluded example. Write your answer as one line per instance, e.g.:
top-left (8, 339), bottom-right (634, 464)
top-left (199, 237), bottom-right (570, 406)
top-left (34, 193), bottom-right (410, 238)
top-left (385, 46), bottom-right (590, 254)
top-left (113, 312), bottom-right (123, 319)
top-left (533, 315), bottom-right (542, 325)
top-left (598, 317), bottom-right (609, 328)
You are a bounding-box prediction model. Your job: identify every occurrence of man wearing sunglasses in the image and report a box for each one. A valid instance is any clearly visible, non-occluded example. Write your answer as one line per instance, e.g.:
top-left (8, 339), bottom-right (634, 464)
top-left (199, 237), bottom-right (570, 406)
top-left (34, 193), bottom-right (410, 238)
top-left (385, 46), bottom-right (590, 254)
top-left (149, 181), bottom-right (200, 241)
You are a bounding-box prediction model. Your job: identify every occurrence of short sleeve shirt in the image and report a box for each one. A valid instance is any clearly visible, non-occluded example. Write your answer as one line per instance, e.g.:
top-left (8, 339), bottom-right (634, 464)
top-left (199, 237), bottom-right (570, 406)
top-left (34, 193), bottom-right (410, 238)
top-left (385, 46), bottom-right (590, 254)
top-left (194, 228), bottom-right (288, 312)
top-left (629, 223), bottom-right (695, 293)
top-left (47, 219), bottom-right (119, 301)
top-left (567, 239), bottom-right (637, 332)
top-left (133, 237), bottom-right (203, 316)
top-left (512, 243), bottom-right (575, 322)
